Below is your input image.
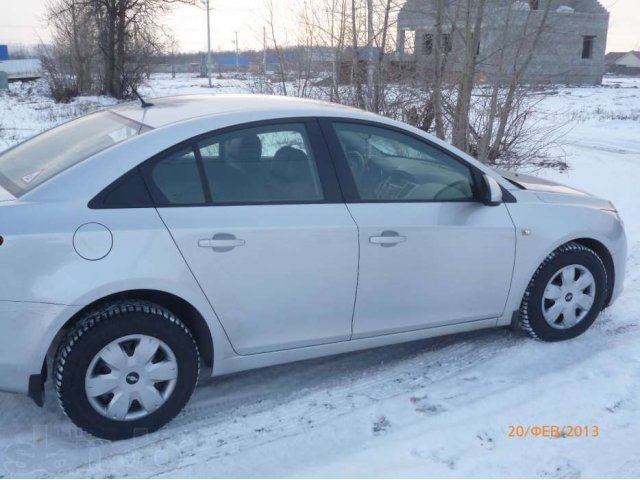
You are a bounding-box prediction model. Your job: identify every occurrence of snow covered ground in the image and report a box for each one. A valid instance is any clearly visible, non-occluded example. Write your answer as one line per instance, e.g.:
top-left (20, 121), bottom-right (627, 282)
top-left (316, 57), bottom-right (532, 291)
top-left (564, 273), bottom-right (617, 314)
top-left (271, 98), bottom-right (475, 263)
top-left (0, 75), bottom-right (639, 478)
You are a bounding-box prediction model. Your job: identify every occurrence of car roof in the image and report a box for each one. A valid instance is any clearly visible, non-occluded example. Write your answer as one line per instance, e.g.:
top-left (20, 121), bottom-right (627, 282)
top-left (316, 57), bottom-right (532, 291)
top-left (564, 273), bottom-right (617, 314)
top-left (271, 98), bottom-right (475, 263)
top-left (110, 94), bottom-right (376, 128)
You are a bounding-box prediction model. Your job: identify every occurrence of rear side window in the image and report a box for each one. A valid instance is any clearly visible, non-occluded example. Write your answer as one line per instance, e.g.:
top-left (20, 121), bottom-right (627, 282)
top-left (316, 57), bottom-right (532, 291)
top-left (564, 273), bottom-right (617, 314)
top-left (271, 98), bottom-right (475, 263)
top-left (146, 147), bottom-right (206, 206)
top-left (89, 168), bottom-right (154, 209)
top-left (0, 111), bottom-right (149, 196)
top-left (198, 123), bottom-right (324, 204)
top-left (141, 122), bottom-right (325, 207)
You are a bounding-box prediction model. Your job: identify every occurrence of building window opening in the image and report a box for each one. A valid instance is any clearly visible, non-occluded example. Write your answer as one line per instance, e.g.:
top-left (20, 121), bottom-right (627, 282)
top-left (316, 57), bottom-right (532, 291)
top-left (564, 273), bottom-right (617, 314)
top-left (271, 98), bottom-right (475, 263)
top-left (582, 36), bottom-right (596, 59)
top-left (405, 31), bottom-right (416, 55)
top-left (423, 33), bottom-right (434, 55)
top-left (442, 33), bottom-right (453, 53)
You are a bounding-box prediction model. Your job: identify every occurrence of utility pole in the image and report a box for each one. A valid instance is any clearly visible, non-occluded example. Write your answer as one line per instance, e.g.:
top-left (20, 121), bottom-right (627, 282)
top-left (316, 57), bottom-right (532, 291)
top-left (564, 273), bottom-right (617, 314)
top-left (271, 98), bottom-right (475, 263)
top-left (367, 0), bottom-right (374, 110)
top-left (235, 31), bottom-right (239, 75)
top-left (205, 0), bottom-right (212, 87)
top-left (263, 26), bottom-right (267, 74)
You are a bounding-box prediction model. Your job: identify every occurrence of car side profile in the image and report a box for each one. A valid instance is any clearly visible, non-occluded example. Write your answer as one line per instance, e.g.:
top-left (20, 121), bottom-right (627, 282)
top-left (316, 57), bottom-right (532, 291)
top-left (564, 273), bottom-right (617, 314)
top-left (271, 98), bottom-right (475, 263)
top-left (0, 95), bottom-right (626, 440)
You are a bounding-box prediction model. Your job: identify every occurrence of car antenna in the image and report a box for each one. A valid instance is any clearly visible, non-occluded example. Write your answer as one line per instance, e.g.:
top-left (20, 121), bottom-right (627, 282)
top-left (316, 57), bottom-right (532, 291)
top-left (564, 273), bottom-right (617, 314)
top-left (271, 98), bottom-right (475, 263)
top-left (132, 86), bottom-right (154, 109)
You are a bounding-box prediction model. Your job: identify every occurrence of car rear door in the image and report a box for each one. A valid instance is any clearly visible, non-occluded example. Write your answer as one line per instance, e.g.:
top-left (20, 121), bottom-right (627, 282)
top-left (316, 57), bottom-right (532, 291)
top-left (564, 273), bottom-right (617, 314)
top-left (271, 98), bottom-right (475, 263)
top-left (321, 119), bottom-right (516, 338)
top-left (142, 120), bottom-right (358, 355)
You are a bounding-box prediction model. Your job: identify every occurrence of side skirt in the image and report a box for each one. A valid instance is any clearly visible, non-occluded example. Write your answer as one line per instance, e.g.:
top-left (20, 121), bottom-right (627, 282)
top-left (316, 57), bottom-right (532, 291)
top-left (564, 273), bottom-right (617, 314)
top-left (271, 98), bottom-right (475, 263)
top-left (212, 318), bottom-right (498, 378)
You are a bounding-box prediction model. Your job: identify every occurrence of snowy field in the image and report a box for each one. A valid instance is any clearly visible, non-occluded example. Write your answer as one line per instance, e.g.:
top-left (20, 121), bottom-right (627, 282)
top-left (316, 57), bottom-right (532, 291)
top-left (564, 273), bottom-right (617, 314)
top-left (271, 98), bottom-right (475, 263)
top-left (0, 74), bottom-right (639, 478)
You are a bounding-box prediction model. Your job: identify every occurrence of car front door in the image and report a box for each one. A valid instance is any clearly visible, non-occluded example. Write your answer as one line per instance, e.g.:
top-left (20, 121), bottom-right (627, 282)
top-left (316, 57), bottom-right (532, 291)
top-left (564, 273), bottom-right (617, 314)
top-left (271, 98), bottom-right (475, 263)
top-left (142, 120), bottom-right (358, 355)
top-left (322, 120), bottom-right (516, 338)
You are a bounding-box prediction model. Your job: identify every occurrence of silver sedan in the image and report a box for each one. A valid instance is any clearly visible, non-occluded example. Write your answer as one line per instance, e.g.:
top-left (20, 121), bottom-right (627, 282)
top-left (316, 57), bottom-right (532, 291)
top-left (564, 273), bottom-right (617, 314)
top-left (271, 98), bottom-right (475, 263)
top-left (0, 95), bottom-right (626, 439)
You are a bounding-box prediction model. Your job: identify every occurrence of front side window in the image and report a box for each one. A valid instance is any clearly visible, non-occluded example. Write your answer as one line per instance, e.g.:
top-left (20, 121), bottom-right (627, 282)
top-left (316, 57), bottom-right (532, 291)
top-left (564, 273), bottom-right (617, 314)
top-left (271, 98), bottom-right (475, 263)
top-left (198, 123), bottom-right (324, 204)
top-left (0, 111), bottom-right (148, 196)
top-left (332, 122), bottom-right (476, 202)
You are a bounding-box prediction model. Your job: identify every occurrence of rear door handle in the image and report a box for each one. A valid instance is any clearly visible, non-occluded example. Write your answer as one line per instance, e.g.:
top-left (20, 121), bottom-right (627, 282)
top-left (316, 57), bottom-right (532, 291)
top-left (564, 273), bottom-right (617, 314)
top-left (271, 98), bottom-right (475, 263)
top-left (369, 231), bottom-right (407, 247)
top-left (199, 234), bottom-right (245, 252)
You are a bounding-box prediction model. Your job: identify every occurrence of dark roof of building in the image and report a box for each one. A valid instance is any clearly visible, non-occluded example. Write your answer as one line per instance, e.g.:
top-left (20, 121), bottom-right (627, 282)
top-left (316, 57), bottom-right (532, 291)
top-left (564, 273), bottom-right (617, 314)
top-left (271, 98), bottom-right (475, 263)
top-left (606, 51), bottom-right (640, 62)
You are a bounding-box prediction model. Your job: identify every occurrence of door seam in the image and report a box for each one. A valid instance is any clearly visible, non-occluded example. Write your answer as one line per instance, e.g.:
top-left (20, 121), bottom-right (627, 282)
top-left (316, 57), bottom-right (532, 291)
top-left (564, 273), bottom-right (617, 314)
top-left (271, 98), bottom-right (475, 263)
top-left (152, 207), bottom-right (242, 356)
top-left (343, 202), bottom-right (361, 341)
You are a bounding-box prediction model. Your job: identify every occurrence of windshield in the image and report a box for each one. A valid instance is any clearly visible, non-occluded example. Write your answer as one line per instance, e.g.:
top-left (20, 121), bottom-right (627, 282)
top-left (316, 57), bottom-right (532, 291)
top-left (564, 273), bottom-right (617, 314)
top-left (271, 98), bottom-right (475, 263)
top-left (0, 111), bottom-right (149, 196)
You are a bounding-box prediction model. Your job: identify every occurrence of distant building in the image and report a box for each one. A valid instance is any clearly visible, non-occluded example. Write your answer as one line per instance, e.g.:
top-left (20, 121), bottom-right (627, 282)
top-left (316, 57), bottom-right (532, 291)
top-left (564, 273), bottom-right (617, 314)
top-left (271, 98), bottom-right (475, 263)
top-left (605, 51), bottom-right (640, 75)
top-left (0, 45), bottom-right (42, 81)
top-left (0, 58), bottom-right (42, 81)
top-left (396, 0), bottom-right (610, 85)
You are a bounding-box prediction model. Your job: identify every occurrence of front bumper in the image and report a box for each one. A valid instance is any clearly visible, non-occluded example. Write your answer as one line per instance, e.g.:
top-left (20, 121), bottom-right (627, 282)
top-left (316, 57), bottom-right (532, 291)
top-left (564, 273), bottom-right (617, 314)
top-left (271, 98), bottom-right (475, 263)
top-left (609, 227), bottom-right (627, 306)
top-left (0, 301), bottom-right (73, 396)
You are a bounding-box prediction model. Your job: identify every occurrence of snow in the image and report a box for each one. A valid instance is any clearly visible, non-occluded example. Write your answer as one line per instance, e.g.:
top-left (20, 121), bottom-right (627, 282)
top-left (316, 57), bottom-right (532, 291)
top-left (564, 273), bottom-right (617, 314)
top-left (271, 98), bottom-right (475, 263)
top-left (511, 1), bottom-right (531, 11)
top-left (1, 75), bottom-right (640, 478)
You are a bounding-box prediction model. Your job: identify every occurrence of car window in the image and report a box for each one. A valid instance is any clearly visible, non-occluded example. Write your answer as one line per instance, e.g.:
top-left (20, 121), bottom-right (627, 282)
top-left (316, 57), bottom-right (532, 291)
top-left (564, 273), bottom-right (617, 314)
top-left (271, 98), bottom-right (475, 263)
top-left (197, 123), bottom-right (324, 204)
top-left (0, 111), bottom-right (148, 197)
top-left (333, 123), bottom-right (476, 202)
top-left (147, 147), bottom-right (205, 205)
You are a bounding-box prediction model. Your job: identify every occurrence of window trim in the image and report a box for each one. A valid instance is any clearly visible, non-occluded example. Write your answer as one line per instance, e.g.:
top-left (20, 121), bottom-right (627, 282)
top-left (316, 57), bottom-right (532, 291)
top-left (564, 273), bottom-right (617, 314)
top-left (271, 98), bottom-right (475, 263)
top-left (318, 117), bottom-right (515, 205)
top-left (91, 117), bottom-right (345, 209)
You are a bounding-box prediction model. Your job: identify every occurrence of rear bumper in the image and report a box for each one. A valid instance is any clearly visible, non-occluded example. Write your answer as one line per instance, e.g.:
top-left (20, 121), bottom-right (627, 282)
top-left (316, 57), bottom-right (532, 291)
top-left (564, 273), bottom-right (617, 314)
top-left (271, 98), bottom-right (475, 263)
top-left (0, 301), bottom-right (71, 396)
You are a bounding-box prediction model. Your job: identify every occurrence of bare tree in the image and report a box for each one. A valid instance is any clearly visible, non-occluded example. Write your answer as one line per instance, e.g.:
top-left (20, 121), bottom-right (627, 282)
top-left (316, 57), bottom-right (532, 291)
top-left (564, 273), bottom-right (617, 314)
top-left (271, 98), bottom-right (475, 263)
top-left (483, 1), bottom-right (553, 163)
top-left (43, 0), bottom-right (192, 100)
top-left (451, 0), bottom-right (487, 151)
top-left (251, 0), bottom-right (564, 170)
top-left (42, 0), bottom-right (97, 101)
top-left (264, 0), bottom-right (290, 96)
top-left (91, 0), bottom-right (194, 98)
top-left (422, 0), bottom-right (562, 168)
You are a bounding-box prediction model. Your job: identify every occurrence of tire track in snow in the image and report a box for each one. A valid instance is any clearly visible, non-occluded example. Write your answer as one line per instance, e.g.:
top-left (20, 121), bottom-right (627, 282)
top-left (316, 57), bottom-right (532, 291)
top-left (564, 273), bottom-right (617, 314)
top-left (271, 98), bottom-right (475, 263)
top-left (44, 329), bottom-right (519, 478)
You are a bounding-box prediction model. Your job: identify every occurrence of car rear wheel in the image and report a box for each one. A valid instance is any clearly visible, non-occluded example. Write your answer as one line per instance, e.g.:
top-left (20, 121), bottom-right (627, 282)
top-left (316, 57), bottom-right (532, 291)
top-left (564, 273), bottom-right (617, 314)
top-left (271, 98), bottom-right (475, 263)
top-left (55, 301), bottom-right (199, 440)
top-left (520, 242), bottom-right (608, 342)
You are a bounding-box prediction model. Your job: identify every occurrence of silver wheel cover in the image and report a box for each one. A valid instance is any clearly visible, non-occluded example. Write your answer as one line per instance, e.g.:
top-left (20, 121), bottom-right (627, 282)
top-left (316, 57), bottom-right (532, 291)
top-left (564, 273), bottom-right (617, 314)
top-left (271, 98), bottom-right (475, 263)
top-left (541, 264), bottom-right (596, 330)
top-left (85, 334), bottom-right (178, 421)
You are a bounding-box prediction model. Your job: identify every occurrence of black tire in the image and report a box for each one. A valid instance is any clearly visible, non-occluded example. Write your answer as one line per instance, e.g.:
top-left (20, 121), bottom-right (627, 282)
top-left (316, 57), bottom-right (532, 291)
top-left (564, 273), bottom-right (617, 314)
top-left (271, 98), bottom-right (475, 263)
top-left (55, 301), bottom-right (200, 440)
top-left (520, 242), bottom-right (608, 342)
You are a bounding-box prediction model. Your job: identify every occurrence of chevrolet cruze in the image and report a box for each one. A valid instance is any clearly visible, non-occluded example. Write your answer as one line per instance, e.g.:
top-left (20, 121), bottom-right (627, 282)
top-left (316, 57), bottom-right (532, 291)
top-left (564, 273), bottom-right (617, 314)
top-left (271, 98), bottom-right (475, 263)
top-left (0, 95), bottom-right (626, 439)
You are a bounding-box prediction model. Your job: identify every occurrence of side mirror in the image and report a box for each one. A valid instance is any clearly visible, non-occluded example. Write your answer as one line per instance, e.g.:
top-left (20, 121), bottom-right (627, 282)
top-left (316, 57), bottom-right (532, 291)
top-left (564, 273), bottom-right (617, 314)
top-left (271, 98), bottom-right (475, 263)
top-left (483, 175), bottom-right (503, 206)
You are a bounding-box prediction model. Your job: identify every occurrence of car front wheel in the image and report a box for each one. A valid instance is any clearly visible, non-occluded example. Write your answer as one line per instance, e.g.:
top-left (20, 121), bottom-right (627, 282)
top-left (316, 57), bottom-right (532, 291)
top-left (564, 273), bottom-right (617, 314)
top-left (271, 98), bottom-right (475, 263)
top-left (55, 301), bottom-right (200, 440)
top-left (520, 242), bottom-right (608, 342)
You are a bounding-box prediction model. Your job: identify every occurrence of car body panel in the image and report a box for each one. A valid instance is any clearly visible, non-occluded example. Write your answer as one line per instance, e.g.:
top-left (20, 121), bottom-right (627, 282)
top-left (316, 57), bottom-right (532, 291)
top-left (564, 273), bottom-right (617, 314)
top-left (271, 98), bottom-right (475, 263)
top-left (497, 190), bottom-right (626, 326)
top-left (157, 204), bottom-right (359, 354)
top-left (346, 202), bottom-right (516, 337)
top-left (0, 301), bottom-right (72, 393)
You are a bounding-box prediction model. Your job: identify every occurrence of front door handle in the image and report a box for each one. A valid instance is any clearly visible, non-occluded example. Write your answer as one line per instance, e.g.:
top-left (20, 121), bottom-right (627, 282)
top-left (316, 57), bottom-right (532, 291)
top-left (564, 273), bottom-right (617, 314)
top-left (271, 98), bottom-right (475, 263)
top-left (199, 233), bottom-right (245, 252)
top-left (369, 231), bottom-right (407, 247)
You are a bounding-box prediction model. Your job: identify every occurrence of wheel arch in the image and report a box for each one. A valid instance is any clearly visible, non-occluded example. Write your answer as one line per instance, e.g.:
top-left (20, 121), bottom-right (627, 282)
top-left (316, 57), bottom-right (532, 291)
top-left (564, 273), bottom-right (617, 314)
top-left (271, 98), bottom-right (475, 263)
top-left (508, 235), bottom-right (616, 329)
top-left (48, 290), bottom-right (214, 372)
top-left (569, 237), bottom-right (615, 307)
